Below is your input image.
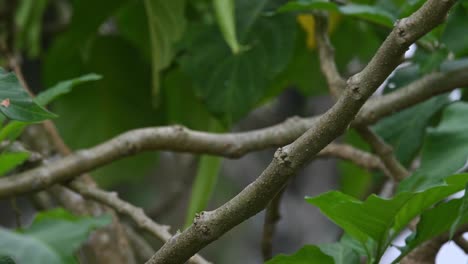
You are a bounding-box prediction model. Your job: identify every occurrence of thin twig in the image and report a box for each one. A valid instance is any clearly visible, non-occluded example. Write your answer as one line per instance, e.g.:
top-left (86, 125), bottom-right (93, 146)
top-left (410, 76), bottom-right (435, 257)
top-left (262, 187), bottom-right (286, 261)
top-left (454, 235), bottom-right (468, 254)
top-left (123, 224), bottom-right (155, 262)
top-left (356, 127), bottom-right (410, 181)
top-left (68, 181), bottom-right (211, 264)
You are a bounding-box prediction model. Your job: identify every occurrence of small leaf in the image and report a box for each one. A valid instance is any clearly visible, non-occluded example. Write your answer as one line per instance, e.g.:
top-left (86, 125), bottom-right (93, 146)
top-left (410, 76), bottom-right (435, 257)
top-left (0, 152), bottom-right (30, 176)
top-left (14, 0), bottom-right (49, 57)
top-left (0, 256), bottom-right (15, 264)
top-left (35, 73), bottom-right (102, 106)
top-left (266, 245), bottom-right (334, 264)
top-left (0, 69), bottom-right (56, 122)
top-left (144, 0), bottom-right (186, 103)
top-left (449, 183), bottom-right (468, 238)
top-left (213, 0), bottom-right (241, 54)
top-left (0, 208), bottom-right (111, 264)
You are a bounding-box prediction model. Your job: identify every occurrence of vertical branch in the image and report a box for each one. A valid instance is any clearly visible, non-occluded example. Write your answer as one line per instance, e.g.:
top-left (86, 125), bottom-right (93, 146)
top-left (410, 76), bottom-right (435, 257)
top-left (261, 187), bottom-right (286, 261)
top-left (356, 127), bottom-right (409, 182)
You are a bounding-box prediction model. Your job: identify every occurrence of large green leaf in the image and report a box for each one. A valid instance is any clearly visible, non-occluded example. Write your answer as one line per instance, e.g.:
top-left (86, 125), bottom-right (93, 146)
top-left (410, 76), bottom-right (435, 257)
top-left (49, 36), bottom-right (160, 186)
top-left (14, 0), bottom-right (49, 57)
top-left (399, 103), bottom-right (468, 192)
top-left (0, 152), bottom-right (30, 176)
top-left (144, 0), bottom-right (186, 102)
top-left (0, 69), bottom-right (56, 122)
top-left (307, 173), bottom-right (468, 261)
top-left (0, 208), bottom-right (111, 264)
top-left (373, 95), bottom-right (451, 167)
top-left (180, 6), bottom-right (296, 123)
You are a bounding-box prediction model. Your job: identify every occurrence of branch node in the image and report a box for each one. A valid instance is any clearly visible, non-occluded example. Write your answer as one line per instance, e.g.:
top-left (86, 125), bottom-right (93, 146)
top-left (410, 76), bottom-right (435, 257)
top-left (395, 19), bottom-right (411, 45)
top-left (273, 147), bottom-right (292, 167)
top-left (193, 211), bottom-right (212, 238)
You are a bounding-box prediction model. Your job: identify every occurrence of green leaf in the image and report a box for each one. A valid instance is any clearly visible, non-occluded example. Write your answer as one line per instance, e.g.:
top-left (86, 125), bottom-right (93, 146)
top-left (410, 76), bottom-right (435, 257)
top-left (0, 152), bottom-right (30, 176)
top-left (373, 95), bottom-right (451, 167)
top-left (185, 154), bottom-right (222, 227)
top-left (449, 183), bottom-right (468, 238)
top-left (0, 122), bottom-right (27, 143)
top-left (318, 242), bottom-right (360, 264)
top-left (307, 173), bottom-right (468, 261)
top-left (180, 9), bottom-right (296, 123)
top-left (213, 0), bottom-right (241, 54)
top-left (0, 69), bottom-right (56, 122)
top-left (0, 208), bottom-right (111, 264)
top-left (394, 198), bottom-right (468, 263)
top-left (14, 0), bottom-right (49, 57)
top-left (399, 103), bottom-right (468, 192)
top-left (266, 245), bottom-right (334, 264)
top-left (48, 36), bottom-right (160, 187)
top-left (441, 3), bottom-right (468, 57)
top-left (144, 0), bottom-right (186, 103)
top-left (35, 73), bottom-right (102, 106)
top-left (339, 4), bottom-right (395, 27)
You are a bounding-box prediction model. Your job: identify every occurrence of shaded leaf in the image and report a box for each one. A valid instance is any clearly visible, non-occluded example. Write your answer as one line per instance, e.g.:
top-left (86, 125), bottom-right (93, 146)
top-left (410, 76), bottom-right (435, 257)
top-left (14, 0), bottom-right (48, 57)
top-left (441, 3), bottom-right (468, 57)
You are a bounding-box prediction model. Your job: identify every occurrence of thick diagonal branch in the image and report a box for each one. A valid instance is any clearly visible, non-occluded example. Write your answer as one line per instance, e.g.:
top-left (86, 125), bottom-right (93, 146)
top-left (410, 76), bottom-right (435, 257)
top-left (145, 1), bottom-right (456, 263)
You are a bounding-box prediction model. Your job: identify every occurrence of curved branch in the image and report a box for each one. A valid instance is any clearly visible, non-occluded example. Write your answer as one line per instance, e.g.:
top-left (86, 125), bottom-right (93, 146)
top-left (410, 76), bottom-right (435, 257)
top-left (145, 1), bottom-right (457, 263)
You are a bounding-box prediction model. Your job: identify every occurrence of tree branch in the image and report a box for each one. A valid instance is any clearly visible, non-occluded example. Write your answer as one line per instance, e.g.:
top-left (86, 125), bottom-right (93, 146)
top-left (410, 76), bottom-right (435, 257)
top-left (261, 187), bottom-right (286, 261)
top-left (68, 181), bottom-right (211, 264)
top-left (145, 1), bottom-right (456, 263)
top-left (314, 13), bottom-right (346, 98)
top-left (356, 127), bottom-right (410, 181)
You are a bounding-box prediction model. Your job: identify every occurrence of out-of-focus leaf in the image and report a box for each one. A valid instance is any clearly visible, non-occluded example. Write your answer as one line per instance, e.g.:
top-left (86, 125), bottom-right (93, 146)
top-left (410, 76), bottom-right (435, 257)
top-left (413, 47), bottom-right (449, 74)
top-left (180, 8), bottom-right (296, 123)
top-left (307, 173), bottom-right (468, 261)
top-left (399, 103), bottom-right (468, 192)
top-left (184, 155), bottom-right (223, 227)
top-left (0, 256), bottom-right (15, 264)
top-left (14, 0), bottom-right (48, 57)
top-left (213, 0), bottom-right (241, 54)
top-left (50, 36), bottom-right (160, 186)
top-left (0, 152), bottom-right (30, 176)
top-left (0, 208), bottom-right (111, 264)
top-left (35, 74), bottom-right (102, 106)
top-left (266, 245), bottom-right (334, 264)
top-left (318, 242), bottom-right (360, 264)
top-left (144, 0), bottom-right (186, 103)
top-left (0, 69), bottom-right (56, 122)
top-left (373, 95), bottom-right (451, 167)
top-left (43, 0), bottom-right (129, 86)
top-left (0, 122), bottom-right (27, 143)
top-left (441, 3), bottom-right (468, 57)
top-left (279, 1), bottom-right (396, 27)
